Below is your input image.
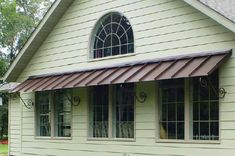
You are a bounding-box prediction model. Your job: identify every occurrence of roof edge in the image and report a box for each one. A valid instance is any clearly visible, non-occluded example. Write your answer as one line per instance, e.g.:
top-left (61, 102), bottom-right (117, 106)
top-left (3, 0), bottom-right (74, 82)
top-left (184, 0), bottom-right (235, 34)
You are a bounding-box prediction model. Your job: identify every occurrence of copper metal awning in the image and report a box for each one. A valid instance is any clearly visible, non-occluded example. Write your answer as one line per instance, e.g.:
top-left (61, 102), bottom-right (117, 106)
top-left (13, 50), bottom-right (232, 92)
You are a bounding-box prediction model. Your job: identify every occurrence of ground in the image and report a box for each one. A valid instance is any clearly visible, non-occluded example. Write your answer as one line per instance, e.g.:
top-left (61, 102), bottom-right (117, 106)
top-left (0, 144), bottom-right (8, 156)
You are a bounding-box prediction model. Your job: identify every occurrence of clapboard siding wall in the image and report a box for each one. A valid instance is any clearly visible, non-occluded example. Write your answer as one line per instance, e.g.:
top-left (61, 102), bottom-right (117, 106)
top-left (17, 0), bottom-right (235, 81)
top-left (9, 95), bottom-right (21, 156)
top-left (11, 80), bottom-right (235, 156)
top-left (8, 0), bottom-right (235, 155)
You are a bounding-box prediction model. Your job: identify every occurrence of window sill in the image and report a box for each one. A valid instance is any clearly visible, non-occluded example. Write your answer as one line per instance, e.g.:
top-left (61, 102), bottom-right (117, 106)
top-left (35, 136), bottom-right (72, 140)
top-left (156, 139), bottom-right (221, 144)
top-left (87, 137), bottom-right (136, 142)
top-left (88, 53), bottom-right (135, 62)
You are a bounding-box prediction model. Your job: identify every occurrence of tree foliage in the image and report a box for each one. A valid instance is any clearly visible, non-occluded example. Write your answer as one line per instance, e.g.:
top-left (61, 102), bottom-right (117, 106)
top-left (0, 0), bottom-right (54, 61)
top-left (0, 0), bottom-right (54, 139)
top-left (0, 53), bottom-right (9, 140)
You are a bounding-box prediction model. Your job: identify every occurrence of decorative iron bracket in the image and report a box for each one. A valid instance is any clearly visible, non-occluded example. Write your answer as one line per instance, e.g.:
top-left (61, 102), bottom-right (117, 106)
top-left (135, 91), bottom-right (147, 103)
top-left (63, 90), bottom-right (81, 106)
top-left (199, 77), bottom-right (227, 99)
top-left (12, 93), bottom-right (34, 109)
top-left (121, 87), bottom-right (147, 104)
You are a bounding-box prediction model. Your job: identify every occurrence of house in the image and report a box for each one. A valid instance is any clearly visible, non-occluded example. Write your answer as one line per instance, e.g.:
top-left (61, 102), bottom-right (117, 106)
top-left (3, 0), bottom-right (235, 155)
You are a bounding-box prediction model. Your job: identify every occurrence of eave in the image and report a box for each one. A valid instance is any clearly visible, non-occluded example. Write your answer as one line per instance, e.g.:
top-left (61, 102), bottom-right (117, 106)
top-left (3, 0), bottom-right (74, 82)
top-left (184, 0), bottom-right (235, 34)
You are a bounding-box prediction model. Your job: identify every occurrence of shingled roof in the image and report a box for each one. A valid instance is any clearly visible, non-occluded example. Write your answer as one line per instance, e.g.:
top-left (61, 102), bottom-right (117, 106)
top-left (200, 0), bottom-right (235, 22)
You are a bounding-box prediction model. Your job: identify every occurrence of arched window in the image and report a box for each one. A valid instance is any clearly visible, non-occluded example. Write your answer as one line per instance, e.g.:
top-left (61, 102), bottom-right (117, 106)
top-left (91, 12), bottom-right (134, 59)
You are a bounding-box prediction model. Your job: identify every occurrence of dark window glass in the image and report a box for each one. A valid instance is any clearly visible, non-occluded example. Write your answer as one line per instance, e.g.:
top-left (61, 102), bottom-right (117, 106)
top-left (112, 23), bottom-right (119, 33)
top-left (90, 86), bottom-right (109, 138)
top-left (192, 71), bottom-right (219, 140)
top-left (112, 46), bottom-right (120, 56)
top-left (159, 79), bottom-right (184, 140)
top-left (36, 92), bottom-right (51, 137)
top-left (113, 84), bottom-right (134, 138)
top-left (104, 35), bottom-right (112, 48)
top-left (127, 28), bottom-right (134, 43)
top-left (92, 12), bottom-right (134, 58)
top-left (54, 90), bottom-right (72, 137)
top-left (112, 34), bottom-right (120, 46)
top-left (104, 24), bottom-right (112, 34)
top-left (112, 13), bottom-right (122, 23)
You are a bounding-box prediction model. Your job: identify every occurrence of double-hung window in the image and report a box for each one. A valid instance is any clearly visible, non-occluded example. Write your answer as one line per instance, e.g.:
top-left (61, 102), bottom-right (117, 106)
top-left (36, 90), bottom-right (72, 138)
top-left (89, 84), bottom-right (135, 139)
top-left (36, 92), bottom-right (51, 137)
top-left (159, 79), bottom-right (184, 140)
top-left (158, 71), bottom-right (219, 141)
top-left (192, 72), bottom-right (219, 140)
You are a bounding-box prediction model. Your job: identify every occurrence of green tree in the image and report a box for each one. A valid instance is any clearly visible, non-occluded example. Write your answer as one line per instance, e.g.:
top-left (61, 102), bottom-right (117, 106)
top-left (0, 0), bottom-right (54, 139)
top-left (0, 0), bottom-right (54, 61)
top-left (0, 53), bottom-right (9, 140)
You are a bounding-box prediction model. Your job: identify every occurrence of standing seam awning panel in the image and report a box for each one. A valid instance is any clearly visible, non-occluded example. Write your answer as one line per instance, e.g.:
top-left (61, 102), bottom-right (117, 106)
top-left (12, 50), bottom-right (232, 92)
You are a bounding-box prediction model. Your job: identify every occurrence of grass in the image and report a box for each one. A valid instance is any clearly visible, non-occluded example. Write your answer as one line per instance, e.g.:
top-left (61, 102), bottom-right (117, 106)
top-left (0, 144), bottom-right (8, 155)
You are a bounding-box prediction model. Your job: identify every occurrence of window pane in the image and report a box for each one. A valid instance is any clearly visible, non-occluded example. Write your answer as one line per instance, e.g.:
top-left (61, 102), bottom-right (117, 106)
top-left (177, 103), bottom-right (184, 121)
top-left (112, 34), bottom-right (120, 46)
top-left (104, 47), bottom-right (112, 57)
top-left (113, 84), bottom-right (134, 138)
top-left (112, 23), bottom-right (119, 33)
top-left (168, 103), bottom-right (176, 121)
top-left (117, 27), bottom-right (125, 38)
top-left (54, 90), bottom-right (72, 137)
top-left (90, 86), bottom-right (109, 138)
top-left (98, 29), bottom-right (106, 41)
top-left (36, 92), bottom-right (51, 137)
top-left (210, 102), bottom-right (219, 120)
top-left (121, 44), bottom-right (128, 54)
top-left (93, 13), bottom-right (134, 59)
top-left (121, 16), bottom-right (131, 30)
top-left (168, 122), bottom-right (176, 139)
top-left (159, 79), bottom-right (184, 140)
top-left (104, 35), bottom-right (111, 48)
top-left (104, 23), bottom-right (112, 34)
top-left (200, 102), bottom-right (209, 120)
top-left (161, 104), bottom-right (167, 121)
top-left (192, 71), bottom-right (219, 140)
top-left (193, 122), bottom-right (199, 140)
top-left (112, 46), bottom-right (120, 56)
top-left (200, 86), bottom-right (209, 101)
top-left (210, 122), bottom-right (219, 140)
top-left (177, 122), bottom-right (184, 139)
top-left (96, 39), bottom-right (103, 49)
top-left (94, 49), bottom-right (103, 58)
top-left (128, 43), bottom-right (134, 53)
top-left (102, 14), bottom-right (111, 26)
top-left (193, 102), bottom-right (199, 121)
top-left (112, 13), bottom-right (122, 23)
top-left (200, 122), bottom-right (209, 140)
top-left (120, 35), bottom-right (128, 45)
top-left (127, 29), bottom-right (134, 43)
top-left (160, 122), bottom-right (167, 139)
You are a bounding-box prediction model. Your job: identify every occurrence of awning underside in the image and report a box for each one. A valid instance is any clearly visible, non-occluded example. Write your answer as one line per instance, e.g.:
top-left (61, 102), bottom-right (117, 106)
top-left (13, 50), bottom-right (232, 92)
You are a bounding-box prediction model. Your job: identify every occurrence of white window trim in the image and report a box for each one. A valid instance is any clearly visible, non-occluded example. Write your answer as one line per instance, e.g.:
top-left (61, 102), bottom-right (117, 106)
top-left (87, 84), bottom-right (136, 141)
top-left (88, 11), bottom-right (136, 60)
top-left (34, 90), bottom-right (73, 140)
top-left (155, 78), bottom-right (221, 144)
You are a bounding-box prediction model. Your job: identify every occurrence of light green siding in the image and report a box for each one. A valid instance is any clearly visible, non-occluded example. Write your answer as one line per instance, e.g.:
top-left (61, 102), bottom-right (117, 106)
top-left (17, 0), bottom-right (235, 81)
top-left (8, 0), bottom-right (235, 155)
top-left (9, 95), bottom-right (21, 156)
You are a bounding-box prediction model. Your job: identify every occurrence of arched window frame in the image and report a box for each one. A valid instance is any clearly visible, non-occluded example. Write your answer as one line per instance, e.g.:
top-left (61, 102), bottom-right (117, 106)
top-left (89, 12), bottom-right (134, 59)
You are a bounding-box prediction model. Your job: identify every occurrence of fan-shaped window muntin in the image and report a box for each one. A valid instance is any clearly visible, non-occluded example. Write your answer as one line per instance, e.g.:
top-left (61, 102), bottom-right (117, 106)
top-left (92, 12), bottom-right (134, 58)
